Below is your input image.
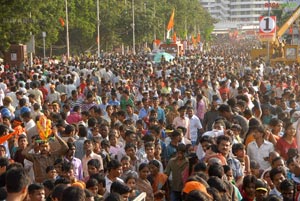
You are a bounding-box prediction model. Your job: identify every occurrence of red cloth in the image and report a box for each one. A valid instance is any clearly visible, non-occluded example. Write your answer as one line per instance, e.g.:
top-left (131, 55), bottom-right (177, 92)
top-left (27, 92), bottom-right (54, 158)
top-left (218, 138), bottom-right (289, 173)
top-left (276, 137), bottom-right (297, 160)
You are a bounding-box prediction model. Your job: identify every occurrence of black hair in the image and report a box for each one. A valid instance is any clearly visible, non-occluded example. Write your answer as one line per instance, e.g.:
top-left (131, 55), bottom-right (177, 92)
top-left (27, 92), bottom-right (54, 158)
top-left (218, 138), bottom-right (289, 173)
top-left (232, 143), bottom-right (245, 155)
top-left (61, 162), bottom-right (74, 173)
top-left (54, 178), bottom-right (71, 186)
top-left (43, 179), bottom-right (55, 191)
top-left (62, 186), bottom-right (86, 201)
top-left (86, 178), bottom-right (99, 189)
top-left (87, 159), bottom-right (101, 169)
top-left (28, 183), bottom-right (44, 194)
top-left (138, 163), bottom-right (148, 172)
top-left (216, 135), bottom-right (232, 145)
top-left (242, 175), bottom-right (257, 190)
top-left (110, 181), bottom-right (131, 195)
top-left (269, 167), bottom-right (285, 182)
top-left (208, 163), bottom-right (224, 178)
top-left (46, 165), bottom-right (56, 173)
top-left (184, 190), bottom-right (209, 201)
top-left (0, 157), bottom-right (9, 168)
top-left (5, 167), bottom-right (30, 193)
top-left (107, 159), bottom-right (122, 171)
top-left (90, 173), bottom-right (106, 188)
top-left (207, 176), bottom-right (227, 193)
top-left (194, 161), bottom-right (207, 172)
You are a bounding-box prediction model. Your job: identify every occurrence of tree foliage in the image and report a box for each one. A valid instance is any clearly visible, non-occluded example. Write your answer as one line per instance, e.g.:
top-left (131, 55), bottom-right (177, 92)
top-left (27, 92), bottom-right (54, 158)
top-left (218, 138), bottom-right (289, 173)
top-left (0, 0), bottom-right (215, 55)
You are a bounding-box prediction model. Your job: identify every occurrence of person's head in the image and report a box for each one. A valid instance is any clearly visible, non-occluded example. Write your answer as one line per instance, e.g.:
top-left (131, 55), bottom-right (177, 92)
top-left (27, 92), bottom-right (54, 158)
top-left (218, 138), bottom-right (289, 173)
top-left (148, 159), bottom-right (160, 176)
top-left (271, 156), bottom-right (285, 169)
top-left (208, 163), bottom-right (224, 178)
top-left (232, 143), bottom-right (245, 158)
top-left (284, 122), bottom-right (296, 138)
top-left (84, 139), bottom-right (94, 153)
top-left (145, 142), bottom-right (155, 157)
top-left (138, 163), bottom-right (150, 180)
top-left (5, 167), bottom-right (30, 200)
top-left (269, 167), bottom-right (286, 190)
top-left (279, 179), bottom-right (294, 201)
top-left (28, 183), bottom-right (45, 201)
top-left (125, 174), bottom-right (137, 190)
top-left (62, 186), bottom-right (86, 201)
top-left (120, 155), bottom-right (131, 172)
top-left (216, 135), bottom-right (232, 157)
top-left (61, 162), bottom-right (75, 182)
top-left (255, 179), bottom-right (268, 201)
top-left (86, 178), bottom-right (99, 196)
top-left (184, 190), bottom-right (211, 201)
top-left (218, 104), bottom-right (232, 119)
top-left (42, 179), bottom-right (55, 198)
top-left (242, 175), bottom-right (257, 199)
top-left (39, 141), bottom-right (50, 155)
top-left (90, 173), bottom-right (106, 195)
top-left (223, 165), bottom-right (234, 183)
top-left (250, 125), bottom-right (266, 140)
top-left (51, 184), bottom-right (68, 201)
top-left (107, 159), bottom-right (122, 178)
top-left (87, 159), bottom-right (101, 176)
top-left (46, 165), bottom-right (57, 180)
top-left (0, 157), bottom-right (9, 174)
top-left (110, 181), bottom-right (131, 201)
top-left (176, 143), bottom-right (186, 160)
top-left (124, 142), bottom-right (136, 159)
top-left (18, 134), bottom-right (28, 150)
top-left (171, 129), bottom-right (183, 143)
top-left (207, 176), bottom-right (227, 197)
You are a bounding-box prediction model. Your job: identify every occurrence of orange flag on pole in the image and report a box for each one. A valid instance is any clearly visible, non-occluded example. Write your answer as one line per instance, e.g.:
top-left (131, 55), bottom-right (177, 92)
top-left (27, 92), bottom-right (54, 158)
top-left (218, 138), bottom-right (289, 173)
top-left (167, 9), bottom-right (175, 31)
top-left (197, 33), bottom-right (201, 42)
top-left (191, 34), bottom-right (196, 45)
top-left (172, 32), bottom-right (177, 43)
top-left (59, 17), bottom-right (65, 27)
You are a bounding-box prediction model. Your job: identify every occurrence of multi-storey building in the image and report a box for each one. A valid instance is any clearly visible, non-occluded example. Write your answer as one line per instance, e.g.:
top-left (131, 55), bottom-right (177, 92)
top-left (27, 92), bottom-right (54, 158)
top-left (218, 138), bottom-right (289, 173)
top-left (200, 0), bottom-right (296, 32)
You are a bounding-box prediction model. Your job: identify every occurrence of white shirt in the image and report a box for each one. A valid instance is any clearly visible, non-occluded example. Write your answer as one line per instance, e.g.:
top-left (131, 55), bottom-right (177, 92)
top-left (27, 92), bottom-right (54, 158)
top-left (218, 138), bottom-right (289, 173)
top-left (105, 176), bottom-right (124, 193)
top-left (247, 140), bottom-right (274, 170)
top-left (188, 115), bottom-right (202, 142)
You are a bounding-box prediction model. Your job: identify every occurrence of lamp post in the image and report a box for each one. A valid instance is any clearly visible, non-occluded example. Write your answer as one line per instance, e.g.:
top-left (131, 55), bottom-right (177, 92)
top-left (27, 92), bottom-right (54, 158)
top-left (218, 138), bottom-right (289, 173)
top-left (42, 32), bottom-right (46, 61)
top-left (97, 0), bottom-right (100, 58)
top-left (132, 0), bottom-right (136, 55)
top-left (65, 0), bottom-right (70, 64)
top-left (267, 0), bottom-right (271, 62)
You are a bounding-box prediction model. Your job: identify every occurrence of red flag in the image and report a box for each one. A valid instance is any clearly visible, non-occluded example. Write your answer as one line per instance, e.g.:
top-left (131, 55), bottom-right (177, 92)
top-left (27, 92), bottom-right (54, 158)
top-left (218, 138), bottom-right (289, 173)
top-left (59, 17), bottom-right (65, 27)
top-left (197, 33), bottom-right (201, 42)
top-left (172, 32), bottom-right (177, 43)
top-left (167, 9), bottom-right (175, 31)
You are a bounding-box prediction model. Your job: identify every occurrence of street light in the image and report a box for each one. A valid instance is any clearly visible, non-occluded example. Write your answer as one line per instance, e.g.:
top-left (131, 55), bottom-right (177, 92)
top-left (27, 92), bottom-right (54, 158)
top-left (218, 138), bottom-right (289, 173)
top-left (65, 0), bottom-right (70, 64)
top-left (97, 0), bottom-right (100, 58)
top-left (42, 32), bottom-right (46, 61)
top-left (132, 0), bottom-right (136, 55)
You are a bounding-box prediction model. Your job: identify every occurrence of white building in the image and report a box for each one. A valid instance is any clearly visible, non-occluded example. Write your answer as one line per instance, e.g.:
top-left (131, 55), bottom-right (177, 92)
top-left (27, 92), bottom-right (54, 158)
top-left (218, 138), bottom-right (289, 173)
top-left (200, 0), bottom-right (298, 32)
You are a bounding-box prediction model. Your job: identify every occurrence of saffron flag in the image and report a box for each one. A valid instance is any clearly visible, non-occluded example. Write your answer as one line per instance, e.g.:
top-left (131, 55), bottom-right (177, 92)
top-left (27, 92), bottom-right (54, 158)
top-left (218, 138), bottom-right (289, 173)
top-left (172, 32), bottom-right (177, 43)
top-left (191, 34), bottom-right (196, 45)
top-left (197, 33), bottom-right (201, 43)
top-left (59, 17), bottom-right (65, 27)
top-left (167, 9), bottom-right (175, 31)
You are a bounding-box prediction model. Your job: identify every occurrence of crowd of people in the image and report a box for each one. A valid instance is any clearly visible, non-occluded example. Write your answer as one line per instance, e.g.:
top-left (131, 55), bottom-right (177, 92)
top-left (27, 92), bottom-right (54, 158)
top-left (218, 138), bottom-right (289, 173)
top-left (1, 36), bottom-right (300, 201)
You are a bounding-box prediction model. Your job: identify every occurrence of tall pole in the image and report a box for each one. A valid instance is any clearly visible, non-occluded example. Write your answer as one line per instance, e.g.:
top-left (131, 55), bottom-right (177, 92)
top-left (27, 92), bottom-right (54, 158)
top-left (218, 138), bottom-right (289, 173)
top-left (97, 0), bottom-right (100, 58)
top-left (267, 0), bottom-right (270, 62)
top-left (42, 32), bottom-right (46, 61)
top-left (132, 0), bottom-right (136, 55)
top-left (65, 0), bottom-right (70, 64)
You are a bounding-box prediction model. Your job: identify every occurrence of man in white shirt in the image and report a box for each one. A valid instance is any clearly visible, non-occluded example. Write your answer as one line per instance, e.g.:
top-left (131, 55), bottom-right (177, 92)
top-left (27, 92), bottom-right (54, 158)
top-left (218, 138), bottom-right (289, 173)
top-left (186, 106), bottom-right (203, 146)
top-left (105, 159), bottom-right (124, 193)
top-left (81, 139), bottom-right (104, 178)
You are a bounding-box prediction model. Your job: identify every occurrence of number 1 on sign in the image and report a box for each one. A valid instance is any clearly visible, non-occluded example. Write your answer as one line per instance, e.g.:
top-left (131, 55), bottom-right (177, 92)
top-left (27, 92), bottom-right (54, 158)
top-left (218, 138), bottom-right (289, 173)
top-left (264, 18), bottom-right (271, 31)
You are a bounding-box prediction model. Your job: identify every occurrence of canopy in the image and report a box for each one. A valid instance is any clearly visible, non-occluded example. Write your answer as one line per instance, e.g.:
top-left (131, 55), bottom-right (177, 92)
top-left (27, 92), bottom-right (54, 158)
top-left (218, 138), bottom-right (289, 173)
top-left (153, 52), bottom-right (174, 63)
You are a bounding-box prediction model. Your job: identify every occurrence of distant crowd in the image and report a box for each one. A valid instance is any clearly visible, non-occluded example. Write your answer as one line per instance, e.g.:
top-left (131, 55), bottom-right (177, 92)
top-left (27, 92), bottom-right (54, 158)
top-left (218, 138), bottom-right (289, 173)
top-left (1, 36), bottom-right (300, 201)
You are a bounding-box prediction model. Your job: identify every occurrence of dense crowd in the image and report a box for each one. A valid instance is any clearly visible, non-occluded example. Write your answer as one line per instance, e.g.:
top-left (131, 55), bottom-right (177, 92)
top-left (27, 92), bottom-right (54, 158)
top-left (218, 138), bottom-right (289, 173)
top-left (1, 36), bottom-right (300, 201)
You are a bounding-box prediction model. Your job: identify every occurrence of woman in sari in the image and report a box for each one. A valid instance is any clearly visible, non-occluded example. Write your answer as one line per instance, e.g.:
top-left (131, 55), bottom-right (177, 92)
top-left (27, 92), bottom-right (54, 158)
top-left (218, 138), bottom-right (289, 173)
top-left (136, 163), bottom-right (154, 201)
top-left (148, 160), bottom-right (168, 201)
